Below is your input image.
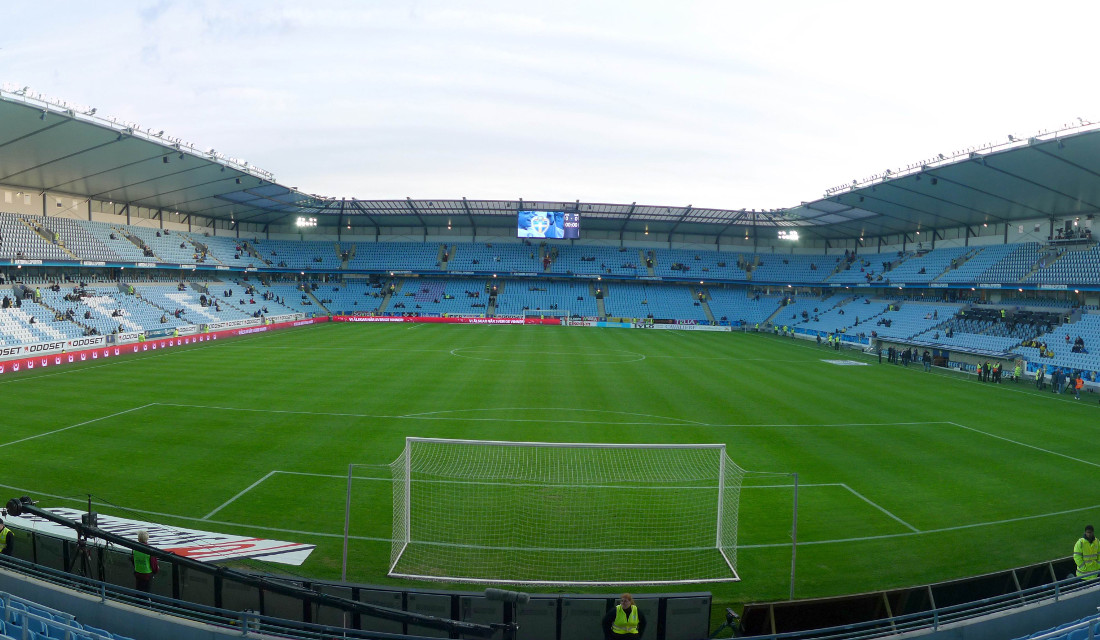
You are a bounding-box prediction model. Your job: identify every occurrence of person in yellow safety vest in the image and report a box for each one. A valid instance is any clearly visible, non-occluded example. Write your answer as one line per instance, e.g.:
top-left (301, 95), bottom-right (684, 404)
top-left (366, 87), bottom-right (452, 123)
top-left (133, 530), bottom-right (159, 592)
top-left (0, 517), bottom-right (13, 556)
top-left (172, 329), bottom-right (179, 338)
top-left (602, 593), bottom-right (647, 638)
top-left (1074, 525), bottom-right (1100, 580)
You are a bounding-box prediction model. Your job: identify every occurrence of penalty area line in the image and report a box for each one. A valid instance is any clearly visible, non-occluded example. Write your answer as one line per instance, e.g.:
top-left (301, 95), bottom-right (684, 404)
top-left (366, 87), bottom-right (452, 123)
top-left (948, 421), bottom-right (1100, 470)
top-left (202, 470), bottom-right (279, 520)
top-left (839, 483), bottom-right (919, 532)
top-left (0, 403), bottom-right (158, 449)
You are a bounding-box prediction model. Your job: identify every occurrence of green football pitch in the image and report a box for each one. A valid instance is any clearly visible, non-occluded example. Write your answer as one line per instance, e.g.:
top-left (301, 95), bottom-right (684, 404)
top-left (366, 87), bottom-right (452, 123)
top-left (1, 322), bottom-right (1096, 613)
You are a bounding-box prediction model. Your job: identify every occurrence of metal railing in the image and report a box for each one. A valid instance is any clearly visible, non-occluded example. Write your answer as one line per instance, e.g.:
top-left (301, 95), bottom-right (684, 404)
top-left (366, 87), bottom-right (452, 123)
top-left (0, 555), bottom-right (435, 640)
top-left (739, 572), bottom-right (1100, 640)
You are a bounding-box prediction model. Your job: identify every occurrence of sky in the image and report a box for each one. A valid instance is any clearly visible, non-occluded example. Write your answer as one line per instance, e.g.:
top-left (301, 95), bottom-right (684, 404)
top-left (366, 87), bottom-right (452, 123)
top-left (2, 1), bottom-right (1098, 212)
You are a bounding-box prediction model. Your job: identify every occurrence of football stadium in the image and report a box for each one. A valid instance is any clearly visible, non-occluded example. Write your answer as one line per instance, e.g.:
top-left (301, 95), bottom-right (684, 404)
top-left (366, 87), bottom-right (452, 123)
top-left (3, 7), bottom-right (1100, 640)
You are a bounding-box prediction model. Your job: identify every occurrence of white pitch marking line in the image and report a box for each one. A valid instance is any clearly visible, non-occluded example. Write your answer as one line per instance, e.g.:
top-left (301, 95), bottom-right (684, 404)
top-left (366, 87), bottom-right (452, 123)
top-left (393, 407), bottom-right (708, 426)
top-left (6, 479), bottom-right (1097, 552)
top-left (0, 403), bottom-right (157, 449)
top-left (153, 402), bottom-right (952, 429)
top-left (0, 481), bottom-right (392, 543)
top-left (739, 499), bottom-right (1100, 549)
top-left (202, 470), bottom-right (278, 520)
top-left (948, 421), bottom-right (1100, 469)
top-left (839, 483), bottom-right (919, 532)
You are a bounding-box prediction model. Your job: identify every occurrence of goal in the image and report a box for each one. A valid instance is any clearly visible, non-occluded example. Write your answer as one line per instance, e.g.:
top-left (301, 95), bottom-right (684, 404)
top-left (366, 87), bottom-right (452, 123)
top-left (388, 437), bottom-right (744, 586)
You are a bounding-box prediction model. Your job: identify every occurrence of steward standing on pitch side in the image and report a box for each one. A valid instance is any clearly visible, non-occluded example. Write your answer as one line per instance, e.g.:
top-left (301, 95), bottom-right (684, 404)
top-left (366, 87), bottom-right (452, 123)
top-left (1074, 525), bottom-right (1100, 580)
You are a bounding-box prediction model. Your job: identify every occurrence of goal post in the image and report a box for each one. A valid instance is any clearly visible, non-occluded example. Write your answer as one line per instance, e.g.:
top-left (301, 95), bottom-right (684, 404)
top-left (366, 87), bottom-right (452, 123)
top-left (388, 437), bottom-right (745, 586)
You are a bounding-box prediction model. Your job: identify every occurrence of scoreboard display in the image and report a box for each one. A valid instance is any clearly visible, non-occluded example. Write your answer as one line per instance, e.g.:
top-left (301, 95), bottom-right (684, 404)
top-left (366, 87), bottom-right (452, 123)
top-left (517, 211), bottom-right (580, 239)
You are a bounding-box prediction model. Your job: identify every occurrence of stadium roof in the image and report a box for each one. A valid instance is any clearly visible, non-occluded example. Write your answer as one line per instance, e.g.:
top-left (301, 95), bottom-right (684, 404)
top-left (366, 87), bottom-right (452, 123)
top-left (2, 88), bottom-right (1100, 240)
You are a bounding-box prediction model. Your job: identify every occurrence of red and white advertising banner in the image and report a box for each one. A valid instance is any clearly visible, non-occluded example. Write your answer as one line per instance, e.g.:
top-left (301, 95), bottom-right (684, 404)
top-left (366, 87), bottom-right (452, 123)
top-left (332, 315), bottom-right (561, 325)
top-left (0, 317), bottom-right (329, 374)
top-left (3, 507), bottom-right (314, 565)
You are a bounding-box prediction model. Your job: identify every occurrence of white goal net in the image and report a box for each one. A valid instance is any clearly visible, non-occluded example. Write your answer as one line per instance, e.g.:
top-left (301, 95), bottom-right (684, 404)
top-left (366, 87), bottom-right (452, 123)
top-left (388, 437), bottom-right (744, 586)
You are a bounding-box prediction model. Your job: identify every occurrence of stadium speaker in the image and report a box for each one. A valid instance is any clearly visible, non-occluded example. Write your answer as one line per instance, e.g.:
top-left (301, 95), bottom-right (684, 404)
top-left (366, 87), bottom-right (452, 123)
top-left (163, 157), bottom-right (169, 164)
top-left (930, 178), bottom-right (938, 185)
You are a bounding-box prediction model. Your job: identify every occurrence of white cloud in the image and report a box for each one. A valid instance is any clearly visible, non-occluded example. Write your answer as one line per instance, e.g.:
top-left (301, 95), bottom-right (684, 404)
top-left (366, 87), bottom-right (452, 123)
top-left (3, 0), bottom-right (1099, 211)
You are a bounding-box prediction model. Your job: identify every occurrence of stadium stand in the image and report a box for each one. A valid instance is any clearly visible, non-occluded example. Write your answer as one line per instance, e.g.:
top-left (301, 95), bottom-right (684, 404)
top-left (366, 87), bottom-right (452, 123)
top-left (0, 212), bottom-right (72, 261)
top-left (794, 297), bottom-right (888, 336)
top-left (188, 234), bottom-right (260, 268)
top-left (494, 279), bottom-right (596, 316)
top-left (125, 226), bottom-right (202, 264)
top-left (552, 245), bottom-right (648, 278)
top-left (447, 242), bottom-right (538, 273)
top-left (346, 242), bottom-right (441, 272)
top-left (385, 277), bottom-right (489, 316)
top-left (63, 219), bottom-right (149, 262)
top-left (601, 282), bottom-right (707, 321)
top-left (702, 288), bottom-right (784, 325)
top-left (1014, 313), bottom-right (1100, 377)
top-left (884, 246), bottom-right (971, 284)
top-left (252, 239), bottom-right (341, 270)
top-left (651, 248), bottom-right (743, 279)
top-left (1029, 243), bottom-right (1100, 285)
top-left (41, 217), bottom-right (121, 262)
top-left (937, 243), bottom-right (1024, 283)
top-left (749, 252), bottom-right (831, 284)
top-left (864, 302), bottom-right (961, 341)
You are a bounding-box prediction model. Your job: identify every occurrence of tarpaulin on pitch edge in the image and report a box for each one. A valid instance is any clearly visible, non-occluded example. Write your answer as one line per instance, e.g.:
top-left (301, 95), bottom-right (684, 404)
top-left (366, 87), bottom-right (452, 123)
top-left (3, 507), bottom-right (315, 566)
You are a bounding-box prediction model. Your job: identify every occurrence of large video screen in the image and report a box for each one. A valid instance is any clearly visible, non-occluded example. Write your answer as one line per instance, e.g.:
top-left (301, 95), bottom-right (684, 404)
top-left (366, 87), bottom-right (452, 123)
top-left (517, 211), bottom-right (580, 239)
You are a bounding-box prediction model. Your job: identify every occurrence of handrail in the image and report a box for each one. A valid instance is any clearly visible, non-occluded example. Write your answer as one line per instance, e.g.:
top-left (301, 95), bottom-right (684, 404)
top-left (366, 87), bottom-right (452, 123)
top-left (0, 555), bottom-right (437, 640)
top-left (739, 572), bottom-right (1100, 640)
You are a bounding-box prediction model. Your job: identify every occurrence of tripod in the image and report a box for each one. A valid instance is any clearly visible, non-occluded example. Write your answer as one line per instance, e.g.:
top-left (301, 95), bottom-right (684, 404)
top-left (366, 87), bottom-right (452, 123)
top-left (709, 608), bottom-right (740, 638)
